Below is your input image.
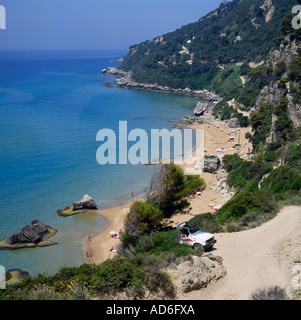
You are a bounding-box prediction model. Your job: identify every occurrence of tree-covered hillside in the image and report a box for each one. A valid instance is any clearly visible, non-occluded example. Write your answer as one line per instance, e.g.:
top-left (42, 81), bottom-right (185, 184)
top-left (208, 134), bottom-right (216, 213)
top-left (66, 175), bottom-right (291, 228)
top-left (118, 0), bottom-right (298, 91)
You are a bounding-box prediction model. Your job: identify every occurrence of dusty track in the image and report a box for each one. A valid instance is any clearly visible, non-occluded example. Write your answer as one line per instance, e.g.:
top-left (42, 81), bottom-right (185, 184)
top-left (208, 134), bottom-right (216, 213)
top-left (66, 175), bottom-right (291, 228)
top-left (178, 206), bottom-right (301, 300)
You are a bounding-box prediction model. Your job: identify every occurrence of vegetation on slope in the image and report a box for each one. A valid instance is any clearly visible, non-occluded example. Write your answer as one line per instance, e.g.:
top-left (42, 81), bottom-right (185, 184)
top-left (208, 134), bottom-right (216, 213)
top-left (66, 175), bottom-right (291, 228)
top-left (118, 0), bottom-right (297, 91)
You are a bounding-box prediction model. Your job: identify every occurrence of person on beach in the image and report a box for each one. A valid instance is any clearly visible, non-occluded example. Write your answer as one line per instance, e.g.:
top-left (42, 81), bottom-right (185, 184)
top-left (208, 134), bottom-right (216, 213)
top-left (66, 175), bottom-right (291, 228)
top-left (88, 234), bottom-right (91, 241)
top-left (85, 250), bottom-right (89, 258)
top-left (88, 250), bottom-right (92, 257)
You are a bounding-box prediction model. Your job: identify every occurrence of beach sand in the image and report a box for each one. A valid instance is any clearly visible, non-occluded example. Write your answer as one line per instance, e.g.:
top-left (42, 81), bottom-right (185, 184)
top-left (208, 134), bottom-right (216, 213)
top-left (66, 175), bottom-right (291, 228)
top-left (83, 202), bottom-right (131, 265)
top-left (83, 119), bottom-right (253, 265)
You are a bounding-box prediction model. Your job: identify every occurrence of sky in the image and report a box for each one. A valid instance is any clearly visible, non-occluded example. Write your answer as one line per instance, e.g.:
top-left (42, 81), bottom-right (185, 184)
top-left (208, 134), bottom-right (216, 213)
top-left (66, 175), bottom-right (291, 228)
top-left (0, 0), bottom-right (224, 51)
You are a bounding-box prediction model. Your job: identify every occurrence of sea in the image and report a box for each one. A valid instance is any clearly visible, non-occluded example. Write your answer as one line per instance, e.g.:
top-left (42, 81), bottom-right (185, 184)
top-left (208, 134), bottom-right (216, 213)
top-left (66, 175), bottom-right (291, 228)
top-left (0, 50), bottom-right (200, 276)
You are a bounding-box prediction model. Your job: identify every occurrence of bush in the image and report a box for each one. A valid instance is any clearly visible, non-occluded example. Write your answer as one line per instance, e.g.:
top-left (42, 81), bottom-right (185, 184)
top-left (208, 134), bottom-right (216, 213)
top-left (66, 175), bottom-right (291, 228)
top-left (131, 229), bottom-right (197, 258)
top-left (124, 200), bottom-right (164, 236)
top-left (226, 221), bottom-right (240, 233)
top-left (250, 103), bottom-right (273, 149)
top-left (261, 167), bottom-right (301, 198)
top-left (189, 212), bottom-right (223, 234)
top-left (223, 153), bottom-right (244, 172)
top-left (239, 210), bottom-right (277, 230)
top-left (223, 154), bottom-right (273, 190)
top-left (90, 257), bottom-right (146, 296)
top-left (250, 286), bottom-right (289, 300)
top-left (124, 163), bottom-right (205, 238)
top-left (216, 189), bottom-right (277, 224)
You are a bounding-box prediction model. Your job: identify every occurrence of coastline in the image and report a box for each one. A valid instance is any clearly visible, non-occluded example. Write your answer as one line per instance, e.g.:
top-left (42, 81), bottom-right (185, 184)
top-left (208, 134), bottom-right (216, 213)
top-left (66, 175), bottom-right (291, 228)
top-left (102, 67), bottom-right (222, 103)
top-left (84, 117), bottom-right (253, 265)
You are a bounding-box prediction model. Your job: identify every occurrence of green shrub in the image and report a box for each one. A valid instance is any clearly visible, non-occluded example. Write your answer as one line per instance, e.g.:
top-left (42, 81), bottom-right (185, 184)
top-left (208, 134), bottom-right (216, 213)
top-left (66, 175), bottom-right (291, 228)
top-left (261, 167), bottom-right (301, 198)
top-left (132, 229), bottom-right (196, 258)
top-left (216, 189), bottom-right (276, 224)
top-left (250, 103), bottom-right (273, 149)
top-left (189, 212), bottom-right (223, 234)
top-left (124, 163), bottom-right (205, 238)
top-left (90, 257), bottom-right (146, 295)
top-left (223, 154), bottom-right (273, 190)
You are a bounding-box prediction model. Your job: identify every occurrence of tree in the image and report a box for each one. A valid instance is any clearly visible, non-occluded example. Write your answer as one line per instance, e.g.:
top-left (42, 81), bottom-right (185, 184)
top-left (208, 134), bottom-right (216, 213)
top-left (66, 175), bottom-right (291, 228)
top-left (145, 163), bottom-right (205, 219)
top-left (289, 53), bottom-right (301, 82)
top-left (124, 163), bottom-right (205, 238)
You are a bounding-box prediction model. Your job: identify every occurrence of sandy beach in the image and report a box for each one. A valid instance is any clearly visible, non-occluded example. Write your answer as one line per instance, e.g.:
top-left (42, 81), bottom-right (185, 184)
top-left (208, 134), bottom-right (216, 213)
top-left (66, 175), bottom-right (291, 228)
top-left (81, 119), bottom-right (301, 299)
top-left (83, 119), bottom-right (253, 265)
top-left (83, 201), bottom-right (133, 265)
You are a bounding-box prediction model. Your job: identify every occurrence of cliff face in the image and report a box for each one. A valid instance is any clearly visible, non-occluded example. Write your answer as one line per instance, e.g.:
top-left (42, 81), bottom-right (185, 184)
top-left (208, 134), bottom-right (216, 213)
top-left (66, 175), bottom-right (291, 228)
top-left (256, 37), bottom-right (301, 128)
top-left (252, 34), bottom-right (301, 145)
top-left (288, 86), bottom-right (301, 126)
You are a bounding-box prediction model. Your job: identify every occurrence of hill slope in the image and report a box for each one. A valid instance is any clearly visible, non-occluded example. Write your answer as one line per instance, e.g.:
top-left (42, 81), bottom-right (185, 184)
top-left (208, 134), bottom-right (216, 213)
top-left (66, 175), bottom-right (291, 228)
top-left (118, 0), bottom-right (298, 91)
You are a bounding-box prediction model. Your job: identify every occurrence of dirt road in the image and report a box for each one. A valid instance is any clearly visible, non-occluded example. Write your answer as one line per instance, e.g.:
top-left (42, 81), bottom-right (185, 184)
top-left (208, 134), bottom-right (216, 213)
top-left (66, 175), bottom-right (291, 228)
top-left (179, 206), bottom-right (301, 300)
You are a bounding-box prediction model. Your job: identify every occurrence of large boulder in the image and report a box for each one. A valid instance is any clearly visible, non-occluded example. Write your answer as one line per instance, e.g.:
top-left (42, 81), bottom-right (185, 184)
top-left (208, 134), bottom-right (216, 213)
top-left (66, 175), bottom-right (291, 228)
top-left (292, 264), bottom-right (301, 291)
top-left (203, 155), bottom-right (221, 174)
top-left (194, 102), bottom-right (209, 116)
top-left (169, 254), bottom-right (226, 294)
top-left (73, 194), bottom-right (97, 211)
top-left (6, 220), bottom-right (50, 245)
top-left (216, 168), bottom-right (227, 181)
top-left (228, 118), bottom-right (240, 128)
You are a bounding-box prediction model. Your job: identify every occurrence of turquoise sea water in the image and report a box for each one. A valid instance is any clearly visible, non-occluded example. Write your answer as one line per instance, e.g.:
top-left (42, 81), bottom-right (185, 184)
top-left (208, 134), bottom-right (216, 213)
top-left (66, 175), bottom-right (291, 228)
top-left (0, 50), bottom-right (199, 276)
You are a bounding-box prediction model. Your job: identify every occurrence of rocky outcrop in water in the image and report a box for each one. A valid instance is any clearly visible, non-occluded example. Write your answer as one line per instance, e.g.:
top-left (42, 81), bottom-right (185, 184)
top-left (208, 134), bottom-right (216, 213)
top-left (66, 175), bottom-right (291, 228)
top-left (0, 220), bottom-right (57, 249)
top-left (7, 220), bottom-right (50, 245)
top-left (58, 194), bottom-right (97, 217)
top-left (102, 67), bottom-right (222, 103)
top-left (73, 194), bottom-right (97, 211)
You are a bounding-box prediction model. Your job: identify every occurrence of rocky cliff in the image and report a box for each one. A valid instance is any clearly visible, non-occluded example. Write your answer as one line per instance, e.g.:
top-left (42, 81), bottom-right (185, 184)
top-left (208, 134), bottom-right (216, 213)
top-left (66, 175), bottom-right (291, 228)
top-left (256, 36), bottom-right (301, 132)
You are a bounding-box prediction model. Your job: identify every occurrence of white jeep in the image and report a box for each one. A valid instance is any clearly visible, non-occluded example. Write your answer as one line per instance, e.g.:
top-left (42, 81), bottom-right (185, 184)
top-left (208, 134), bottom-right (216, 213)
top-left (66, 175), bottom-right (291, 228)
top-left (176, 222), bottom-right (216, 251)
